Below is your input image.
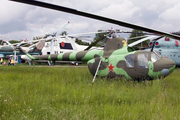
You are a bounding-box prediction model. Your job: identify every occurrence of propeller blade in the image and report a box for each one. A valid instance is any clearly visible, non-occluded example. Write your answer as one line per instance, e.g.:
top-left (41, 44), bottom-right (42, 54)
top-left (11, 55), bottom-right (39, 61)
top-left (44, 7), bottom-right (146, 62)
top-left (10, 0), bottom-right (180, 40)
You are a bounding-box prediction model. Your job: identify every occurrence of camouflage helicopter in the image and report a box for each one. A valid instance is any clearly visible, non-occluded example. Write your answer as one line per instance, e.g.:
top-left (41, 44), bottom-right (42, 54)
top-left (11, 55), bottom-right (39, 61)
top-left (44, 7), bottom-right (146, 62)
top-left (11, 0), bottom-right (180, 81)
top-left (20, 37), bottom-right (175, 81)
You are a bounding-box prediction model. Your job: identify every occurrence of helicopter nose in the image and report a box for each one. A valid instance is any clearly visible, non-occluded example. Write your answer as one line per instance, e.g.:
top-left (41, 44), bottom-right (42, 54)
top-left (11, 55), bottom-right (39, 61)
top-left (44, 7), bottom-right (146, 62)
top-left (153, 58), bottom-right (175, 72)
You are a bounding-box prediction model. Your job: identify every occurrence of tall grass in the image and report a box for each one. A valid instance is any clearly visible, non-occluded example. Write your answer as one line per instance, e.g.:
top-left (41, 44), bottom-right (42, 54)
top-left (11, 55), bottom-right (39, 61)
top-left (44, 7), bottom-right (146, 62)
top-left (0, 65), bottom-right (180, 119)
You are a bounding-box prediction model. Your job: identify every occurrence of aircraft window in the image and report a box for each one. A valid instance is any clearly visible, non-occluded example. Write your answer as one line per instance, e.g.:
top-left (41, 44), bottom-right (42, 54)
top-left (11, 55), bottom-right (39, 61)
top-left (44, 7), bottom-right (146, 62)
top-left (154, 50), bottom-right (162, 58)
top-left (137, 54), bottom-right (149, 68)
top-left (54, 40), bottom-right (58, 46)
top-left (46, 43), bottom-right (49, 47)
top-left (54, 51), bottom-right (58, 54)
top-left (151, 52), bottom-right (160, 63)
top-left (60, 43), bottom-right (73, 50)
top-left (125, 54), bottom-right (134, 68)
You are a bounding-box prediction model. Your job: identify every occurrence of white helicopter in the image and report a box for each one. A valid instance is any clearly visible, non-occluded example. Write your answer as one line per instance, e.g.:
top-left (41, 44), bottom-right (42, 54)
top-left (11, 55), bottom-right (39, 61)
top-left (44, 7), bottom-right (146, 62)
top-left (20, 31), bottom-right (104, 65)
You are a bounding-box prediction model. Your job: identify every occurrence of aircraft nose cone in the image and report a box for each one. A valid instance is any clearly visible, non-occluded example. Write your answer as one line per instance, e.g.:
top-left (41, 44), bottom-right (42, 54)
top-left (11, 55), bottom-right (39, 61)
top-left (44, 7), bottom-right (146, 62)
top-left (164, 59), bottom-right (176, 68)
top-left (161, 69), bottom-right (169, 76)
top-left (153, 58), bottom-right (175, 72)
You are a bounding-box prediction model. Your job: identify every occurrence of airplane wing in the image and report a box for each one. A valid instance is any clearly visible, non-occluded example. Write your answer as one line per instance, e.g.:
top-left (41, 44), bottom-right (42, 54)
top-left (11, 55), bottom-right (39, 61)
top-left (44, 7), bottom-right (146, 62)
top-left (10, 0), bottom-right (180, 41)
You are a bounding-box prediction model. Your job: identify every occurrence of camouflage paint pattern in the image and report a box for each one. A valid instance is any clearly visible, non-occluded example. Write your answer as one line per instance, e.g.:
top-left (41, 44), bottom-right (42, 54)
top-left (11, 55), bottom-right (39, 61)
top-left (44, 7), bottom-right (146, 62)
top-left (23, 38), bottom-right (176, 80)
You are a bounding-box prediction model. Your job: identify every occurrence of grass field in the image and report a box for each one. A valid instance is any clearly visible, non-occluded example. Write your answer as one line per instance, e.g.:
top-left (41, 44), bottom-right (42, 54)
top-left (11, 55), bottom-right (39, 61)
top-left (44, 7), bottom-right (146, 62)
top-left (0, 64), bottom-right (180, 120)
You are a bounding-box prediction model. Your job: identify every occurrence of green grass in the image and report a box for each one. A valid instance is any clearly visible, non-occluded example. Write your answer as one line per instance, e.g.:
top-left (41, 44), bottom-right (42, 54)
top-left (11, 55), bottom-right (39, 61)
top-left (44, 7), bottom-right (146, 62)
top-left (0, 65), bottom-right (180, 120)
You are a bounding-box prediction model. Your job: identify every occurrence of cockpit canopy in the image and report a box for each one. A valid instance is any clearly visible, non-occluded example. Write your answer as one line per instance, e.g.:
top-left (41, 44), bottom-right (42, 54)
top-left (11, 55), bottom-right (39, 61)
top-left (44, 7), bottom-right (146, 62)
top-left (125, 51), bottom-right (161, 68)
top-left (151, 52), bottom-right (160, 63)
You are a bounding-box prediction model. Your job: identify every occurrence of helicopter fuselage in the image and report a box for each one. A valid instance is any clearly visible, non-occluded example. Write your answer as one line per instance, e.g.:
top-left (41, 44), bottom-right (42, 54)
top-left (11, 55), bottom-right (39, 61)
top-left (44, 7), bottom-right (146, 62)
top-left (24, 38), bottom-right (175, 80)
top-left (149, 38), bottom-right (180, 67)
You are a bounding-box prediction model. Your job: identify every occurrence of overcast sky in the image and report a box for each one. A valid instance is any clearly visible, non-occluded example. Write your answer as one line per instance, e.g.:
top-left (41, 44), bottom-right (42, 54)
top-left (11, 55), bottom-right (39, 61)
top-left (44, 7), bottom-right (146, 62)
top-left (1, 0), bottom-right (180, 41)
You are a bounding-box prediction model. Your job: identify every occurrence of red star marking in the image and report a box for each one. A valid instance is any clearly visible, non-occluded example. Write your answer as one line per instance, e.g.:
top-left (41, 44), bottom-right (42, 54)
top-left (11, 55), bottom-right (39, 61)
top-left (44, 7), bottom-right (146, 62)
top-left (107, 63), bottom-right (115, 72)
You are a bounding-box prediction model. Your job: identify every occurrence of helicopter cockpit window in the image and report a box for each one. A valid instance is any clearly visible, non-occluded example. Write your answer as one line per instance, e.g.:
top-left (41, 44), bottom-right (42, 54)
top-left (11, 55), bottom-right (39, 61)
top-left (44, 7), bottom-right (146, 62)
top-left (137, 54), bottom-right (149, 68)
top-left (59, 43), bottom-right (73, 50)
top-left (151, 52), bottom-right (160, 63)
top-left (54, 40), bottom-right (58, 46)
top-left (154, 50), bottom-right (163, 58)
top-left (125, 54), bottom-right (134, 67)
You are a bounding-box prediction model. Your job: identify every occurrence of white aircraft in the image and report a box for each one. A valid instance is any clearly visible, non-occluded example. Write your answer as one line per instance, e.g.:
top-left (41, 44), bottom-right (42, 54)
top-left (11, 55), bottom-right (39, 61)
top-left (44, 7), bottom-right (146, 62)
top-left (21, 35), bottom-right (102, 65)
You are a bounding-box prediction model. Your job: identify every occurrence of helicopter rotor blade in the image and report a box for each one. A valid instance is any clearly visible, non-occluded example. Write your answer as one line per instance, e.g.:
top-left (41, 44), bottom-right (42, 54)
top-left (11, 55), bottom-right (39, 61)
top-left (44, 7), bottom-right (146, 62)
top-left (84, 36), bottom-right (107, 51)
top-left (151, 36), bottom-right (164, 52)
top-left (10, 0), bottom-right (180, 41)
top-left (55, 21), bottom-right (70, 36)
top-left (127, 35), bottom-right (147, 40)
top-left (128, 35), bottom-right (159, 47)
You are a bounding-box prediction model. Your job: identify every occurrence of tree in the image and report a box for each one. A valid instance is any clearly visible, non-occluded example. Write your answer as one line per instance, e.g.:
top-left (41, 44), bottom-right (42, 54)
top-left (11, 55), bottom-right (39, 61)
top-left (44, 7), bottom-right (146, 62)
top-left (9, 40), bottom-right (20, 44)
top-left (60, 31), bottom-right (68, 36)
top-left (0, 39), bottom-right (2, 45)
top-left (93, 30), bottom-right (108, 46)
top-left (75, 39), bottom-right (89, 46)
